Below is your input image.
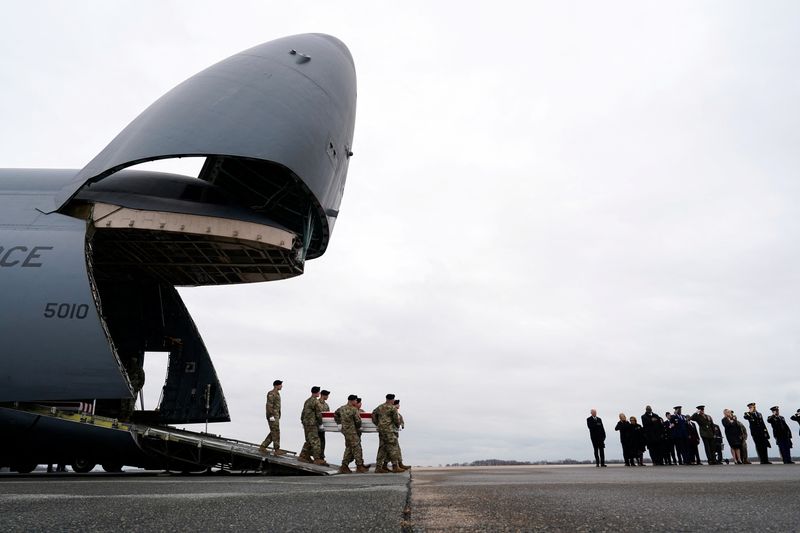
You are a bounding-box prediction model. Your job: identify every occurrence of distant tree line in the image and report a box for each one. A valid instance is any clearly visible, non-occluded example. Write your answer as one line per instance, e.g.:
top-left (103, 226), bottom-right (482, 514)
top-left (445, 458), bottom-right (607, 467)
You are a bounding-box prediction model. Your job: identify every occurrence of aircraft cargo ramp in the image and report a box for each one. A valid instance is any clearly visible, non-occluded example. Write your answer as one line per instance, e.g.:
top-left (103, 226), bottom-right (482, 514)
top-left (0, 405), bottom-right (336, 475)
top-left (134, 424), bottom-right (338, 475)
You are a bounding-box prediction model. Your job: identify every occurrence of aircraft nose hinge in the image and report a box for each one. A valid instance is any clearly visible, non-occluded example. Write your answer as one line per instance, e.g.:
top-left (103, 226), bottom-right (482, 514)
top-left (289, 49), bottom-right (311, 64)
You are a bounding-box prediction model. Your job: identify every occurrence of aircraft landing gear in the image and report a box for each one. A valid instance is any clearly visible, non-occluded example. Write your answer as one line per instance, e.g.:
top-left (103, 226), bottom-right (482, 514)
top-left (71, 458), bottom-right (96, 473)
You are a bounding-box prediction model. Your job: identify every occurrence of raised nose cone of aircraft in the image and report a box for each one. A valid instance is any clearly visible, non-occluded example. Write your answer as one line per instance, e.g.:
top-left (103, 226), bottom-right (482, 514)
top-left (57, 33), bottom-right (357, 259)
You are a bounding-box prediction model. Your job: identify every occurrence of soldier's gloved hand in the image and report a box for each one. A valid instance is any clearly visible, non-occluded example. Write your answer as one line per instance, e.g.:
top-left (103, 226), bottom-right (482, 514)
top-left (337, 424), bottom-right (342, 431)
top-left (268, 416), bottom-right (275, 422)
top-left (319, 424), bottom-right (325, 430)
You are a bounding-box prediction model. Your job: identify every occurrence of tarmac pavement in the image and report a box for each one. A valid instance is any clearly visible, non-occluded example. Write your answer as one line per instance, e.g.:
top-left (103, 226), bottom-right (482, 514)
top-left (2, 464), bottom-right (799, 532)
top-left (407, 464), bottom-right (800, 532)
top-left (0, 470), bottom-right (410, 532)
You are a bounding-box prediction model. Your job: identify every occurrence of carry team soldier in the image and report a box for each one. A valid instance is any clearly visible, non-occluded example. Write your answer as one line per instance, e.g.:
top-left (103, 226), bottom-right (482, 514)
top-left (334, 394), bottom-right (369, 474)
top-left (373, 394), bottom-right (407, 473)
top-left (743, 402), bottom-right (772, 464)
top-left (259, 380), bottom-right (284, 456)
top-left (318, 389), bottom-right (331, 462)
top-left (298, 386), bottom-right (328, 466)
top-left (767, 406), bottom-right (794, 464)
top-left (376, 399), bottom-right (408, 471)
top-left (394, 399), bottom-right (410, 470)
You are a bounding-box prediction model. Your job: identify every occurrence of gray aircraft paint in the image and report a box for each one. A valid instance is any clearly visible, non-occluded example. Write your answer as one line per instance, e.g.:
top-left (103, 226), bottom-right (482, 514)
top-left (0, 180), bottom-right (131, 401)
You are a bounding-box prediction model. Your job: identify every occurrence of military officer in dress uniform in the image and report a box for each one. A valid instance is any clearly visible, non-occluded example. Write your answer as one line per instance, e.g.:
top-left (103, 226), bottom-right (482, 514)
top-left (791, 409), bottom-right (800, 436)
top-left (767, 406), bottom-right (794, 464)
top-left (670, 406), bottom-right (690, 465)
top-left (586, 409), bottom-right (607, 467)
top-left (743, 402), bottom-right (772, 464)
top-left (690, 405), bottom-right (717, 465)
top-left (259, 379), bottom-right (285, 456)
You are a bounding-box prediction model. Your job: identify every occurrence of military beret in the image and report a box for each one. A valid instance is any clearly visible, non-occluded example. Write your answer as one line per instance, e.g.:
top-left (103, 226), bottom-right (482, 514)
top-left (321, 390), bottom-right (330, 396)
top-left (673, 406), bottom-right (682, 410)
top-left (347, 394), bottom-right (357, 401)
top-left (356, 397), bottom-right (362, 403)
top-left (394, 399), bottom-right (400, 405)
top-left (311, 386), bottom-right (321, 393)
top-left (747, 402), bottom-right (756, 407)
top-left (696, 405), bottom-right (705, 410)
top-left (770, 406), bottom-right (779, 412)
top-left (386, 393), bottom-right (396, 400)
top-left (273, 379), bottom-right (283, 386)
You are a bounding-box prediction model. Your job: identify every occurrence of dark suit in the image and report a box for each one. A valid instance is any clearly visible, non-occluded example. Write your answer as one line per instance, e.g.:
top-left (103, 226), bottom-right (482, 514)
top-left (587, 416), bottom-right (606, 466)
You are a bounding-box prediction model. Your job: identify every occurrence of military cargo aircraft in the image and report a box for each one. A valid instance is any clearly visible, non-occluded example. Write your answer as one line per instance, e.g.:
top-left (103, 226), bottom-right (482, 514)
top-left (0, 33), bottom-right (356, 474)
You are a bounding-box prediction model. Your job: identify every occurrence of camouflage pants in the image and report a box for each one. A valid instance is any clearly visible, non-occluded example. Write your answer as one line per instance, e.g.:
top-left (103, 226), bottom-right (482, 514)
top-left (377, 430), bottom-right (401, 465)
top-left (342, 431), bottom-right (364, 466)
top-left (260, 418), bottom-right (280, 449)
top-left (300, 424), bottom-right (322, 458)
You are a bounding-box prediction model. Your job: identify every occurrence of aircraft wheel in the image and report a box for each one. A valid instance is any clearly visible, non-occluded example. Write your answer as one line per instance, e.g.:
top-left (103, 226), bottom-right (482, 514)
top-left (101, 463), bottom-right (123, 473)
top-left (13, 463), bottom-right (37, 474)
top-left (71, 458), bottom-right (96, 473)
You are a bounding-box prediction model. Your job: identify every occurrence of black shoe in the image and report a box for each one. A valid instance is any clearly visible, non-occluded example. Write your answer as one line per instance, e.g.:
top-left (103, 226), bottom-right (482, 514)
top-left (595, 464), bottom-right (599, 467)
top-left (601, 464), bottom-right (607, 467)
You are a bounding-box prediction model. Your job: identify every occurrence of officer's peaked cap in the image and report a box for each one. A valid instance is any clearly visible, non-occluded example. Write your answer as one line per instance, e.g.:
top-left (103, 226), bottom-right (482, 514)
top-left (696, 405), bottom-right (705, 410)
top-left (747, 402), bottom-right (756, 407)
top-left (770, 406), bottom-right (779, 411)
top-left (673, 406), bottom-right (682, 410)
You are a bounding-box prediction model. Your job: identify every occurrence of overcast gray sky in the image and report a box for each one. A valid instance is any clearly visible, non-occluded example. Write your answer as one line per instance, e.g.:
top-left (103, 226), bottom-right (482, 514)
top-left (2, 2), bottom-right (800, 465)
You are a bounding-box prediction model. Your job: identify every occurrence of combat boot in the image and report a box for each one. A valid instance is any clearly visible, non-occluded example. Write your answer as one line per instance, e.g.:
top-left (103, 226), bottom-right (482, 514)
top-left (390, 464), bottom-right (405, 473)
top-left (374, 465), bottom-right (389, 473)
top-left (273, 448), bottom-right (287, 456)
top-left (398, 462), bottom-right (411, 470)
top-left (355, 464), bottom-right (369, 473)
top-left (338, 465), bottom-right (352, 474)
top-left (297, 453), bottom-right (312, 463)
top-left (313, 458), bottom-right (330, 467)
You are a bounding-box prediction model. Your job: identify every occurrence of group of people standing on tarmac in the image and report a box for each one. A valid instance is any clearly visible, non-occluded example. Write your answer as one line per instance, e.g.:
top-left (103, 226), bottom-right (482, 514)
top-left (259, 380), bottom-right (410, 474)
top-left (587, 403), bottom-right (799, 467)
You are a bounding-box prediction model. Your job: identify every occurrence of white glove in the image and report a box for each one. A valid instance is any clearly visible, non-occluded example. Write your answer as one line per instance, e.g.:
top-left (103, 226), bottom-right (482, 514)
top-left (268, 416), bottom-right (275, 422)
top-left (337, 424), bottom-right (342, 431)
top-left (319, 424), bottom-right (325, 430)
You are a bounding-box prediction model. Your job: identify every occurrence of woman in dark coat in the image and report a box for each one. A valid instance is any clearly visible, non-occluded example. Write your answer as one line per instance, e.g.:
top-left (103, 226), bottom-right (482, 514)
top-left (722, 408), bottom-right (743, 464)
top-left (615, 413), bottom-right (633, 466)
top-left (629, 416), bottom-right (646, 466)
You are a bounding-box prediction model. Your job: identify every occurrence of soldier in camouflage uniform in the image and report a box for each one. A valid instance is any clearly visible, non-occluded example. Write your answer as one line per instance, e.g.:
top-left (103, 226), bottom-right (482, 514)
top-left (373, 394), bottom-right (407, 473)
top-left (376, 398), bottom-right (409, 471)
top-left (299, 386), bottom-right (328, 465)
top-left (318, 389), bottom-right (331, 461)
top-left (121, 355), bottom-right (145, 420)
top-left (259, 379), bottom-right (284, 455)
top-left (394, 399), bottom-right (409, 470)
top-left (334, 394), bottom-right (369, 473)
